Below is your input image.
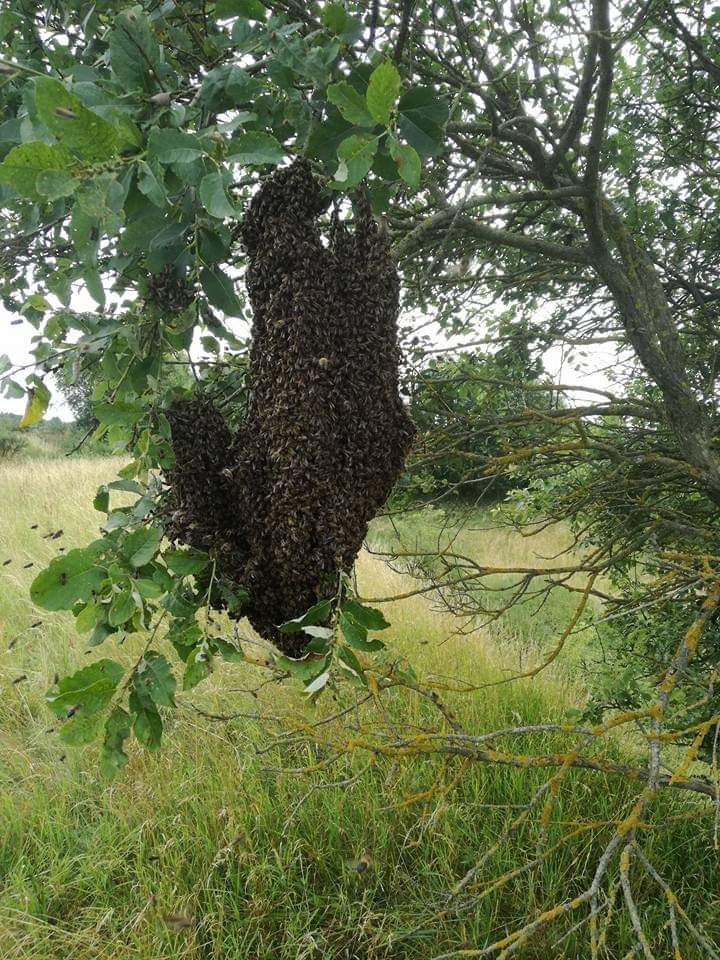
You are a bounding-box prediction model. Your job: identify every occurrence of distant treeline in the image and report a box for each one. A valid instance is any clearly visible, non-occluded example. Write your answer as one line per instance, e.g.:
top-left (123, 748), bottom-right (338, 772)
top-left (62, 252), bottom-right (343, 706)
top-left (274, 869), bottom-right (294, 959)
top-left (0, 412), bottom-right (112, 461)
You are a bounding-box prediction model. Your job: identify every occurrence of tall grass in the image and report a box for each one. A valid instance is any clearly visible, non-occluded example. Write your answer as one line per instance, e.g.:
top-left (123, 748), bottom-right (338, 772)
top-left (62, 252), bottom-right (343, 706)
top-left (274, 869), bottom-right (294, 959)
top-left (0, 460), bottom-right (718, 958)
top-left (368, 505), bottom-right (595, 673)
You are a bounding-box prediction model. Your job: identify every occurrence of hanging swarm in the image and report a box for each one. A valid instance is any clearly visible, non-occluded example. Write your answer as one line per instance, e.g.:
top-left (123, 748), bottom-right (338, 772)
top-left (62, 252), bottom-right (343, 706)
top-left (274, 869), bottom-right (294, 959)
top-left (163, 398), bottom-right (247, 583)
top-left (162, 160), bottom-right (415, 655)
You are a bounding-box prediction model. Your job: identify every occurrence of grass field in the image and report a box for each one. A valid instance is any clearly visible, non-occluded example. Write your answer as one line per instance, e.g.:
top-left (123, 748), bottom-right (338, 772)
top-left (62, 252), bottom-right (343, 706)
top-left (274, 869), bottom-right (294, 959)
top-left (1, 459), bottom-right (718, 959)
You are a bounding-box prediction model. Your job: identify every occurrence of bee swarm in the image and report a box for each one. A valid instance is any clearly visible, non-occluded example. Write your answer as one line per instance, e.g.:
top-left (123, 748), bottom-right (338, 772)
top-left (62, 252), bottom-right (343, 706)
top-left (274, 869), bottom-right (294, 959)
top-left (163, 160), bottom-right (415, 655)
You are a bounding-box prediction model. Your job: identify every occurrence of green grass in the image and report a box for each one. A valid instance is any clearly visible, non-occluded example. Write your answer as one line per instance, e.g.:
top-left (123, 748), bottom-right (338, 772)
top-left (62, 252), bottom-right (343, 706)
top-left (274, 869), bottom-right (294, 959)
top-left (1, 460), bottom-right (719, 958)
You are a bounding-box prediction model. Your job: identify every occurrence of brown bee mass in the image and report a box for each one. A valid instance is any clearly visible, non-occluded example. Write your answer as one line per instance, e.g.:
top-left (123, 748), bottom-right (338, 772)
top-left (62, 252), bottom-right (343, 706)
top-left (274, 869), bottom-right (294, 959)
top-left (163, 160), bottom-right (415, 655)
top-left (146, 264), bottom-right (196, 313)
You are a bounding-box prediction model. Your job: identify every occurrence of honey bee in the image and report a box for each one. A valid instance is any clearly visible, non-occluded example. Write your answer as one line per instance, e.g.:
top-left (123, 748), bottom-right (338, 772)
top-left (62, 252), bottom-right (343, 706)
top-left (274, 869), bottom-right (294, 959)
top-left (345, 851), bottom-right (373, 875)
top-left (163, 914), bottom-right (194, 930)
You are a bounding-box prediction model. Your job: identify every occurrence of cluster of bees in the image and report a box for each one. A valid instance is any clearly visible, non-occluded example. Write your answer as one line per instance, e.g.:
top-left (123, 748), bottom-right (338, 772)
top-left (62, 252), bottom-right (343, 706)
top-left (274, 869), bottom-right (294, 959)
top-left (146, 263), bottom-right (196, 313)
top-left (162, 160), bottom-right (415, 654)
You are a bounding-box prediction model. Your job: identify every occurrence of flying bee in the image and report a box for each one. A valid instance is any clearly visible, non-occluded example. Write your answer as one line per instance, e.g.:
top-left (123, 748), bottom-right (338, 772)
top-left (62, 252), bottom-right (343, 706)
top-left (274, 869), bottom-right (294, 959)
top-left (163, 914), bottom-right (194, 930)
top-left (345, 851), bottom-right (373, 875)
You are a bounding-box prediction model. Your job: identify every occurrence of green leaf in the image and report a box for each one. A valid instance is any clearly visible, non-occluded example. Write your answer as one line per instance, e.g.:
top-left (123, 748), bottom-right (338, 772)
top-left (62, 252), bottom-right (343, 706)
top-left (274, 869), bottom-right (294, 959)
top-left (302, 625), bottom-right (334, 639)
top-left (108, 6), bottom-right (162, 91)
top-left (276, 652), bottom-right (330, 684)
top-left (99, 707), bottom-right (132, 779)
top-left (148, 128), bottom-right (206, 165)
top-left (46, 659), bottom-right (124, 717)
top-left (339, 612), bottom-right (385, 651)
top-left (135, 578), bottom-right (164, 599)
top-left (164, 547), bottom-right (209, 577)
top-left (168, 620), bottom-right (202, 661)
top-left (216, 0), bottom-right (266, 17)
top-left (330, 133), bottom-right (378, 189)
top-left (366, 60), bottom-right (401, 126)
top-left (228, 131), bottom-right (285, 165)
top-left (0, 141), bottom-right (74, 201)
top-left (131, 699), bottom-right (162, 749)
top-left (211, 637), bottom-right (245, 663)
top-left (326, 81), bottom-right (375, 128)
top-left (21, 293), bottom-right (49, 314)
top-left (338, 644), bottom-right (367, 683)
top-left (278, 597), bottom-right (333, 633)
top-left (183, 645), bottom-right (213, 690)
top-left (388, 136), bottom-right (421, 188)
top-left (305, 670), bottom-right (330, 695)
top-left (137, 651), bottom-right (176, 707)
top-left (94, 400), bottom-right (144, 427)
top-left (75, 601), bottom-right (106, 634)
top-left (59, 715), bottom-right (103, 746)
top-left (123, 526), bottom-right (162, 568)
top-left (34, 77), bottom-right (119, 162)
top-left (19, 381), bottom-right (51, 428)
top-left (199, 171), bottom-right (237, 219)
top-left (200, 64), bottom-right (259, 110)
top-left (367, 181), bottom-right (397, 215)
top-left (137, 160), bottom-right (168, 208)
top-left (35, 168), bottom-right (76, 200)
top-left (322, 2), bottom-right (350, 33)
top-left (3, 379), bottom-right (25, 400)
top-left (83, 266), bottom-right (106, 307)
top-left (341, 597), bottom-right (391, 630)
top-left (89, 622), bottom-right (114, 648)
top-left (108, 586), bottom-right (138, 627)
top-left (398, 87), bottom-right (448, 158)
top-left (30, 546), bottom-right (107, 611)
top-left (109, 478), bottom-right (144, 493)
top-left (306, 108), bottom-right (353, 164)
top-left (200, 266), bottom-right (243, 316)
top-left (339, 611), bottom-right (366, 647)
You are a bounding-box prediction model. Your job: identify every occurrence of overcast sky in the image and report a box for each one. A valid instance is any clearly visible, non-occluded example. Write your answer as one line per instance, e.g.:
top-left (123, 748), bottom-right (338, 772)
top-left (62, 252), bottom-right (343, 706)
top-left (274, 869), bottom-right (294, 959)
top-left (1, 300), bottom-right (76, 419)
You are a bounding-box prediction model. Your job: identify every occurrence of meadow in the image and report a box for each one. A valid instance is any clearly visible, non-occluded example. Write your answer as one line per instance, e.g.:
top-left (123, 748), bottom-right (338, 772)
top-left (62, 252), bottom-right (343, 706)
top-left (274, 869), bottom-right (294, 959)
top-left (0, 457), bottom-right (718, 959)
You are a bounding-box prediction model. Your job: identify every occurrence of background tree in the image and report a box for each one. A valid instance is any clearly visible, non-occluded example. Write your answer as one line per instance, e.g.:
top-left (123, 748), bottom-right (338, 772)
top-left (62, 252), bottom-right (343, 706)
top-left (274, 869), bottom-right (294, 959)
top-left (399, 330), bottom-right (550, 503)
top-left (1, 1), bottom-right (720, 955)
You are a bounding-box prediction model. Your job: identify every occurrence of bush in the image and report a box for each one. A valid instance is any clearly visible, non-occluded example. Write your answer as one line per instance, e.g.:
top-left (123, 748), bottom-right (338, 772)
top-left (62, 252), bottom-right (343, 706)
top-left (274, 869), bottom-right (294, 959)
top-left (0, 429), bottom-right (26, 460)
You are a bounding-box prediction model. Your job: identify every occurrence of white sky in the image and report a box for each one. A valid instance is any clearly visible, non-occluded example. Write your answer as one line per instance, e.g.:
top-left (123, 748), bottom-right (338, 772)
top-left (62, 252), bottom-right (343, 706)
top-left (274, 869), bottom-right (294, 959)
top-left (1, 307), bottom-right (73, 419)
